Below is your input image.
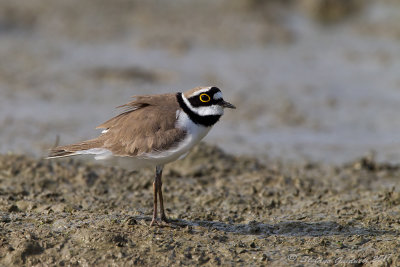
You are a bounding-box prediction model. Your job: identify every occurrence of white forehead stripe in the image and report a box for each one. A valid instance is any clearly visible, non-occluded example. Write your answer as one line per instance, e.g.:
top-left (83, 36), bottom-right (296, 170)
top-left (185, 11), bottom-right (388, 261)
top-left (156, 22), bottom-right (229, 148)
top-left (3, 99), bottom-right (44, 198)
top-left (188, 87), bottom-right (213, 98)
top-left (213, 92), bottom-right (223, 100)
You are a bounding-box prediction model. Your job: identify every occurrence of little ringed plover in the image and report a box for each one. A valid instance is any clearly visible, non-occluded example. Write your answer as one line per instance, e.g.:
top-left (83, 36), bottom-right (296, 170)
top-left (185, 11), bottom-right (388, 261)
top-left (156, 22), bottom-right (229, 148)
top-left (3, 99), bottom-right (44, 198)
top-left (48, 86), bottom-right (235, 226)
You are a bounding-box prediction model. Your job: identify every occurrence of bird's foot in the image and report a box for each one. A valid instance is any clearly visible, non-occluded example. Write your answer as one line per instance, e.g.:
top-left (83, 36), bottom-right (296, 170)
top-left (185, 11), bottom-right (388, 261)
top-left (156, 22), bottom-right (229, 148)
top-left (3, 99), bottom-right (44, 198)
top-left (150, 216), bottom-right (170, 227)
top-left (150, 218), bottom-right (159, 226)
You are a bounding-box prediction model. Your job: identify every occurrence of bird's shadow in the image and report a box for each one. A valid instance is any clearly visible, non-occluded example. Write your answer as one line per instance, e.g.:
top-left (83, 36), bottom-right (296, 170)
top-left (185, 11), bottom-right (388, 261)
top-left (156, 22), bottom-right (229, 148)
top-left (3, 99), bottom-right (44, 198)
top-left (136, 216), bottom-right (396, 237)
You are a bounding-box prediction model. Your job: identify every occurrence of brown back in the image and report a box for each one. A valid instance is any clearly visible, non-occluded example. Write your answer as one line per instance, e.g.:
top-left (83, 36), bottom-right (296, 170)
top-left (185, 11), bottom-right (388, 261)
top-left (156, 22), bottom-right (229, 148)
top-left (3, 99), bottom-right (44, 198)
top-left (49, 93), bottom-right (186, 158)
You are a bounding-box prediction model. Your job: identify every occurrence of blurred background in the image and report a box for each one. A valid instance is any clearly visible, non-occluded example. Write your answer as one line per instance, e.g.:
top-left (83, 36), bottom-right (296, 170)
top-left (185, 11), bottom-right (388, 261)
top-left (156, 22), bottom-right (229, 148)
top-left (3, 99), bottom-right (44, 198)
top-left (1, 0), bottom-right (400, 163)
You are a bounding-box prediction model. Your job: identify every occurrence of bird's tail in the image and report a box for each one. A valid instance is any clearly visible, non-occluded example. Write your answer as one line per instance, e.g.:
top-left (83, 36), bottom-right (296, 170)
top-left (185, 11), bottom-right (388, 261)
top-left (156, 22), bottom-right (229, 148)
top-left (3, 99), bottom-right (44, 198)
top-left (47, 138), bottom-right (109, 159)
top-left (47, 148), bottom-right (76, 159)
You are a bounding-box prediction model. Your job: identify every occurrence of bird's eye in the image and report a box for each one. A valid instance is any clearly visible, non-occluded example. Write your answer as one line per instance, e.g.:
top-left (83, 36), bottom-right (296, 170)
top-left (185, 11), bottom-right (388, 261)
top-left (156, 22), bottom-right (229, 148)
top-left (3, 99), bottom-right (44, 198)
top-left (199, 93), bottom-right (211, 103)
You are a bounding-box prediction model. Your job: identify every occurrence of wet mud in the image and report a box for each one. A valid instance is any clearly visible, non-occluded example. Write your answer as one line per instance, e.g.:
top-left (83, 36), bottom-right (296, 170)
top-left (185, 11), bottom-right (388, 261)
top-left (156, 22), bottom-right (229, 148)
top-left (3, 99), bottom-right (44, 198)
top-left (0, 144), bottom-right (399, 266)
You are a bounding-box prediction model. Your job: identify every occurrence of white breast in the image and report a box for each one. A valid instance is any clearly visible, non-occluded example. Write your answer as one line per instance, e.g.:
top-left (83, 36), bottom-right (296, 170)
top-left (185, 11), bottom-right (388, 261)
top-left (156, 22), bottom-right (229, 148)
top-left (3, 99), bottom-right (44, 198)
top-left (136, 110), bottom-right (211, 166)
top-left (175, 110), bottom-right (212, 151)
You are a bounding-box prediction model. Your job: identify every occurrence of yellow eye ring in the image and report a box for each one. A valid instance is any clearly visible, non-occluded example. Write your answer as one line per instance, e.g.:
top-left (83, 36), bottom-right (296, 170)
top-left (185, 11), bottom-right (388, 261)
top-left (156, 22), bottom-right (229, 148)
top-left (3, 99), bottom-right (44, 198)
top-left (199, 93), bottom-right (211, 103)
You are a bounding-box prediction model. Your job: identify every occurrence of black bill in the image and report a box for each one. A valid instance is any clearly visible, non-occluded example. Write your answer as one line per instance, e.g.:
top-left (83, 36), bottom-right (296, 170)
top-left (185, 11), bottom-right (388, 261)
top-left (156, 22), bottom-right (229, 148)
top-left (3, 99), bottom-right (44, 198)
top-left (219, 100), bottom-right (236, 109)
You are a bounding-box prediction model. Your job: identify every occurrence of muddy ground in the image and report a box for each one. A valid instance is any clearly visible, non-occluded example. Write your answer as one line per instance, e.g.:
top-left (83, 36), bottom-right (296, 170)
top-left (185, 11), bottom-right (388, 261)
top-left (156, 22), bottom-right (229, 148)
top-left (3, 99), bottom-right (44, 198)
top-left (0, 144), bottom-right (399, 266)
top-left (1, 1), bottom-right (400, 266)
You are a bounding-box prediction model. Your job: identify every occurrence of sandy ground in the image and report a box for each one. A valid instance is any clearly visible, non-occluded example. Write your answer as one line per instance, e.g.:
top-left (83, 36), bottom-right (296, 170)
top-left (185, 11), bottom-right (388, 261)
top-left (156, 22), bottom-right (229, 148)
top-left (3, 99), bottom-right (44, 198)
top-left (0, 144), bottom-right (399, 266)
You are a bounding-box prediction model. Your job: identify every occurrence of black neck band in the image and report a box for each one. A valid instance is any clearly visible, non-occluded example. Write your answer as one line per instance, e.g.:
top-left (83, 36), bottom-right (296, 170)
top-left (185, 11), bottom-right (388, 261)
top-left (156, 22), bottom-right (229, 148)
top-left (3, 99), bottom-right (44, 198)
top-left (176, 93), bottom-right (221, 127)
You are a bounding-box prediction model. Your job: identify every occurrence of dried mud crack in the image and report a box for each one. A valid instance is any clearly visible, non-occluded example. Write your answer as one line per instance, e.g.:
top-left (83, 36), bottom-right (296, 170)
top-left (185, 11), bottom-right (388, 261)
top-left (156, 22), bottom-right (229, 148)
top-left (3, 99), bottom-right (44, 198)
top-left (0, 144), bottom-right (399, 266)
